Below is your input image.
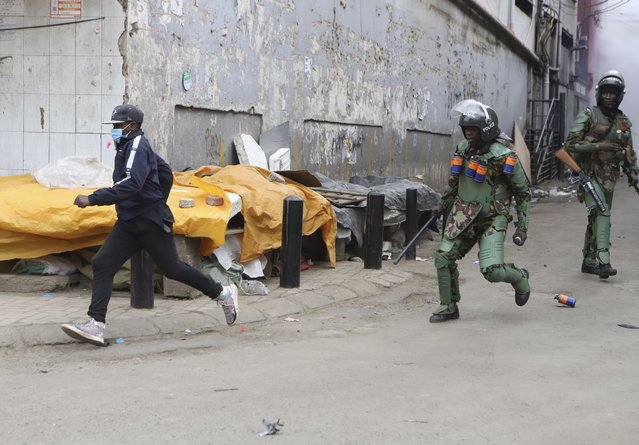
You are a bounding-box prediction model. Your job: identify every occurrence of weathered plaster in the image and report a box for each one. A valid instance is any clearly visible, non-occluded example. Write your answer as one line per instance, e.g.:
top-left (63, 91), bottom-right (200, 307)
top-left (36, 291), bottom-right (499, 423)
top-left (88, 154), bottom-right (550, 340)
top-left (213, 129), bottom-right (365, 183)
top-left (122, 0), bottom-right (530, 189)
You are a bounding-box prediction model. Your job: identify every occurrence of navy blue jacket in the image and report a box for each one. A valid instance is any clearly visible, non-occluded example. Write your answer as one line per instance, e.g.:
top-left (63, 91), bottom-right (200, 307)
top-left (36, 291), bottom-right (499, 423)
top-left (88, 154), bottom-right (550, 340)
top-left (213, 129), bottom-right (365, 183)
top-left (89, 129), bottom-right (174, 226)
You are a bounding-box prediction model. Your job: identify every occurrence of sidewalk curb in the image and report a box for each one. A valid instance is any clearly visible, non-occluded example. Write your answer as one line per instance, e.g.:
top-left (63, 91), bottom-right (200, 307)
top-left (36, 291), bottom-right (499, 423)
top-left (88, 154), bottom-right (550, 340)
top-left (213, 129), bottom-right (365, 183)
top-left (0, 261), bottom-right (436, 349)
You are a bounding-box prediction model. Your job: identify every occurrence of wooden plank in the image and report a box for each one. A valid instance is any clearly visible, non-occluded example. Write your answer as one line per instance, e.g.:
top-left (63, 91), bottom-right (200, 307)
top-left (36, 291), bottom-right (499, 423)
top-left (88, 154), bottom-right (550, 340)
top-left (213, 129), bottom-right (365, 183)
top-left (309, 187), bottom-right (368, 206)
top-left (513, 122), bottom-right (532, 182)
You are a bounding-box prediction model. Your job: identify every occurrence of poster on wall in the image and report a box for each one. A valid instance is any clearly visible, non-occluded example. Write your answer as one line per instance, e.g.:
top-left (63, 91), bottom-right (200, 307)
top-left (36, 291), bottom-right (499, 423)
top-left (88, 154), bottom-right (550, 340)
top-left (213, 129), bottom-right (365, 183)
top-left (0, 0), bottom-right (24, 16)
top-left (50, 0), bottom-right (82, 18)
top-left (0, 17), bottom-right (17, 41)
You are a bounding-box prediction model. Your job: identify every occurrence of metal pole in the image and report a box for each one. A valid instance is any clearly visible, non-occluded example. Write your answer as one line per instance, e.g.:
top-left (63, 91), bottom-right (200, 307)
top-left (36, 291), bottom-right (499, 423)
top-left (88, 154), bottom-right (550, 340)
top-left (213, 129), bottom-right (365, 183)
top-left (404, 188), bottom-right (417, 260)
top-left (364, 192), bottom-right (385, 269)
top-left (394, 213), bottom-right (438, 265)
top-left (130, 250), bottom-right (154, 309)
top-left (280, 196), bottom-right (303, 288)
top-left (558, 92), bottom-right (566, 176)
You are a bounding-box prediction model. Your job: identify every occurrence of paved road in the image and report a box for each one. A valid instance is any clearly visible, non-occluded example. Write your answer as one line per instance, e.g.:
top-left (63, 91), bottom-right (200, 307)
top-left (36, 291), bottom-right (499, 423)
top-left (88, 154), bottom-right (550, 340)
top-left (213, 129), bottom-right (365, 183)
top-left (1, 183), bottom-right (638, 444)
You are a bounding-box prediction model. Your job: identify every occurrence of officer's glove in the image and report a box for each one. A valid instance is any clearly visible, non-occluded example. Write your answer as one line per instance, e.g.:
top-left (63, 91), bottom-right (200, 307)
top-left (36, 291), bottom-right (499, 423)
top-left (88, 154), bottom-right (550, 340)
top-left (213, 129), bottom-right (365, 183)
top-left (512, 228), bottom-right (527, 246)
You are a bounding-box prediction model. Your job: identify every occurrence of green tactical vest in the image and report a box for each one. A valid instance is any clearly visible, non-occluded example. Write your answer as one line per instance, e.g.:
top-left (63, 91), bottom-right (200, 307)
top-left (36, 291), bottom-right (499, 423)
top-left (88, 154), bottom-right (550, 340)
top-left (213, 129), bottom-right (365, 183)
top-left (582, 106), bottom-right (630, 164)
top-left (457, 141), bottom-right (512, 214)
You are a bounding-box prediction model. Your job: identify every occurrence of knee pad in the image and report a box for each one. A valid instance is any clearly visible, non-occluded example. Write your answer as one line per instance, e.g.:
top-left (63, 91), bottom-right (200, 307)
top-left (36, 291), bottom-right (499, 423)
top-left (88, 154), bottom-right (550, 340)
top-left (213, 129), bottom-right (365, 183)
top-left (481, 264), bottom-right (506, 283)
top-left (435, 251), bottom-right (451, 270)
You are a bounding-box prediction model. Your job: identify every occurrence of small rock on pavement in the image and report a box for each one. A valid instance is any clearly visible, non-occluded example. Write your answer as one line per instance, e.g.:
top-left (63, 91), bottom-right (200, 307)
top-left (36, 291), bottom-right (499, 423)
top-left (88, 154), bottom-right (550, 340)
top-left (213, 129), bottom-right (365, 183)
top-left (206, 195), bottom-right (224, 206)
top-left (179, 198), bottom-right (196, 208)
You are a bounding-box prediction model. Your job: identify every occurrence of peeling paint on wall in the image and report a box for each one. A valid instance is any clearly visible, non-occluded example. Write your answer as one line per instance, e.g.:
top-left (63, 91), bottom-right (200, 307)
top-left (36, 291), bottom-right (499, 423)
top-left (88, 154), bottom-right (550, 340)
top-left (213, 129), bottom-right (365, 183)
top-left (124, 0), bottom-right (529, 190)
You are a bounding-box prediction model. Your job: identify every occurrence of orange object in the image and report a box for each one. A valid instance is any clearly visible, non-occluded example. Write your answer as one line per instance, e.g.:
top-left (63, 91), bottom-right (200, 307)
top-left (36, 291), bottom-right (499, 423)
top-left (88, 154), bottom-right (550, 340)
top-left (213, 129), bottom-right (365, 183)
top-left (554, 294), bottom-right (576, 307)
top-left (465, 158), bottom-right (479, 177)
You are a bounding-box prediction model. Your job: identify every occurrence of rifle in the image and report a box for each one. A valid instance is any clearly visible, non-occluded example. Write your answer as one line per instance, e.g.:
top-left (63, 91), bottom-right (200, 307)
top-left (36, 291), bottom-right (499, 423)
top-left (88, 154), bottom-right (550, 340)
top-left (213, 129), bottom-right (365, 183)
top-left (554, 147), bottom-right (607, 213)
top-left (393, 213), bottom-right (439, 265)
top-left (616, 121), bottom-right (639, 195)
top-left (621, 163), bottom-right (639, 194)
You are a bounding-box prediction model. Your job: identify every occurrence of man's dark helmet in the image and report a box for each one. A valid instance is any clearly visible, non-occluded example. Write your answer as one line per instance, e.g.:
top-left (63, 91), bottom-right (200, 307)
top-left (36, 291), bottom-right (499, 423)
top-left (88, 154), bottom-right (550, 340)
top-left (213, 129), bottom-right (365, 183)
top-left (454, 100), bottom-right (501, 143)
top-left (103, 104), bottom-right (144, 125)
top-left (596, 70), bottom-right (625, 107)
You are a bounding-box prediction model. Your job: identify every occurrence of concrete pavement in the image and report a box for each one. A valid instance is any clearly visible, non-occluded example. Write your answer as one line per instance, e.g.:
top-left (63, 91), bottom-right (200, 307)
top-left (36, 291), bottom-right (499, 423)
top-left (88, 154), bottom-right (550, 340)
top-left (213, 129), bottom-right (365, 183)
top-left (3, 177), bottom-right (636, 350)
top-left (0, 258), bottom-right (428, 348)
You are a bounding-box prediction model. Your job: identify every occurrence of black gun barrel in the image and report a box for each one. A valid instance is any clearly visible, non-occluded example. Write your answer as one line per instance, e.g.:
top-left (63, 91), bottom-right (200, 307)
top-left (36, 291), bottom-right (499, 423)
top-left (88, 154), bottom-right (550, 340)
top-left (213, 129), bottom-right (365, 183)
top-left (578, 172), bottom-right (607, 213)
top-left (393, 213), bottom-right (438, 265)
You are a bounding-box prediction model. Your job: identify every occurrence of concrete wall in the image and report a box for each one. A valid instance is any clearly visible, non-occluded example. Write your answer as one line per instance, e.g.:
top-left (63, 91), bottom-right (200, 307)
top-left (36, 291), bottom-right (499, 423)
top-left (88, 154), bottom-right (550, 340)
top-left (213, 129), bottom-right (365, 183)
top-left (123, 0), bottom-right (530, 190)
top-left (475, 0), bottom-right (536, 50)
top-left (2, 0), bottom-right (533, 191)
top-left (0, 1), bottom-right (125, 176)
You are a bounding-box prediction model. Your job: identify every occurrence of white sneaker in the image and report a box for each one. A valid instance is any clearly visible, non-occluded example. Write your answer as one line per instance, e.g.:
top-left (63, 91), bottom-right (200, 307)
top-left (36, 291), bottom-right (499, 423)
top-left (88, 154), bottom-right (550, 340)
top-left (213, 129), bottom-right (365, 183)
top-left (61, 318), bottom-right (106, 346)
top-left (217, 284), bottom-right (239, 326)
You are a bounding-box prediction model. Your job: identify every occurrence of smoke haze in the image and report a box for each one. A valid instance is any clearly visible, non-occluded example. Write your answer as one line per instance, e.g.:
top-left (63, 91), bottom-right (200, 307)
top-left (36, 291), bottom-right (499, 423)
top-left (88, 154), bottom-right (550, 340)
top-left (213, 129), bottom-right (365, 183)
top-left (593, 1), bottom-right (639, 121)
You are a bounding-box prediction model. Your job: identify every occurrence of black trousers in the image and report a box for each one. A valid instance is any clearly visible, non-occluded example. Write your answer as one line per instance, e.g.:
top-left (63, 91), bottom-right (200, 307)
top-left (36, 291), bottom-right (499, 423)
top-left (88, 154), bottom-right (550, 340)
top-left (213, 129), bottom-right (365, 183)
top-left (88, 217), bottom-right (223, 323)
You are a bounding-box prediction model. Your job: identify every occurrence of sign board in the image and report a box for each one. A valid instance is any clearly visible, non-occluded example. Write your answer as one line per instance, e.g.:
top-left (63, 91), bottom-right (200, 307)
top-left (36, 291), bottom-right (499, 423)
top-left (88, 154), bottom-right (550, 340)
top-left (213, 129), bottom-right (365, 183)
top-left (0, 0), bottom-right (24, 16)
top-left (574, 80), bottom-right (588, 99)
top-left (50, 0), bottom-right (82, 18)
top-left (0, 17), bottom-right (17, 41)
top-left (182, 71), bottom-right (191, 91)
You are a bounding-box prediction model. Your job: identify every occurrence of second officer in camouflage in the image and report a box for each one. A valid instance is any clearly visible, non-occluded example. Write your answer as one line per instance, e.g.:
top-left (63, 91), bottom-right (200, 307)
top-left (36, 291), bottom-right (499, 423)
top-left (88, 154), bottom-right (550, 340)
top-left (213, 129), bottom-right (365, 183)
top-left (564, 70), bottom-right (639, 279)
top-left (430, 100), bottom-right (531, 322)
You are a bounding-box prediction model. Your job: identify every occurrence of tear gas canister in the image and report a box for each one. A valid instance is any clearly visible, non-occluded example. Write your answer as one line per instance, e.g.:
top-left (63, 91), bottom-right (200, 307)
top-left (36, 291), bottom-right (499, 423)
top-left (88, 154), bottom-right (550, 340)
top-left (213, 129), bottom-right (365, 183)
top-left (465, 157), bottom-right (479, 178)
top-left (554, 294), bottom-right (576, 307)
top-left (503, 155), bottom-right (517, 174)
top-left (473, 163), bottom-right (488, 182)
top-left (450, 154), bottom-right (463, 175)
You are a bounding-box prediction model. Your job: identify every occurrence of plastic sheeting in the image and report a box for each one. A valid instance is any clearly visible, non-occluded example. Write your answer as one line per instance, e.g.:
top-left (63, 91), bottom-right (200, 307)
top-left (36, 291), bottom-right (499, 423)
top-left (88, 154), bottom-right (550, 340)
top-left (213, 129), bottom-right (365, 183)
top-left (0, 173), bottom-right (230, 261)
top-left (174, 165), bottom-right (336, 266)
top-left (0, 165), bottom-right (337, 267)
top-left (312, 173), bottom-right (440, 247)
top-left (33, 156), bottom-right (113, 189)
top-left (213, 233), bottom-right (266, 278)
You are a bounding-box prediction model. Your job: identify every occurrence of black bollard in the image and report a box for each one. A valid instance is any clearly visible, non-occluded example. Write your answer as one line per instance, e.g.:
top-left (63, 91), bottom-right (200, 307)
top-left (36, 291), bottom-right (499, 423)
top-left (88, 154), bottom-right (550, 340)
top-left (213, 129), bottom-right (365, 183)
top-left (364, 192), bottom-right (385, 269)
top-left (280, 196), bottom-right (304, 288)
top-left (130, 249), bottom-right (154, 308)
top-left (404, 188), bottom-right (417, 260)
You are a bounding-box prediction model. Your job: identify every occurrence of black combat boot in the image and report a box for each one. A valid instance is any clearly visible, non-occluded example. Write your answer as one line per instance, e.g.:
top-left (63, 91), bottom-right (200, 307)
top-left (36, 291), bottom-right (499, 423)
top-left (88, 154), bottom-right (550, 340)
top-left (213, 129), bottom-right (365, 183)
top-left (598, 264), bottom-right (617, 279)
top-left (429, 306), bottom-right (460, 323)
top-left (581, 262), bottom-right (599, 275)
top-left (515, 268), bottom-right (530, 307)
top-left (515, 291), bottom-right (530, 306)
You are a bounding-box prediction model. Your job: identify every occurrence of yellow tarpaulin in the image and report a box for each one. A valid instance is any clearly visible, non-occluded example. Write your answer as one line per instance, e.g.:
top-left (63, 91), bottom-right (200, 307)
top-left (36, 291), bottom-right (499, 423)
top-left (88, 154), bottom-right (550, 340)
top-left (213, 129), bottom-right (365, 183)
top-left (175, 165), bottom-right (336, 266)
top-left (0, 166), bottom-right (336, 266)
top-left (0, 173), bottom-right (230, 260)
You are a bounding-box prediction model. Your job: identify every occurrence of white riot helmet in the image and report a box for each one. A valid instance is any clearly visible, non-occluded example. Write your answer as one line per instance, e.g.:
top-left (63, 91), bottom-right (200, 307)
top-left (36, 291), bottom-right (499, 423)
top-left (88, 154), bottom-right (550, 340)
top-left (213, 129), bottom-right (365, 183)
top-left (595, 70), bottom-right (625, 107)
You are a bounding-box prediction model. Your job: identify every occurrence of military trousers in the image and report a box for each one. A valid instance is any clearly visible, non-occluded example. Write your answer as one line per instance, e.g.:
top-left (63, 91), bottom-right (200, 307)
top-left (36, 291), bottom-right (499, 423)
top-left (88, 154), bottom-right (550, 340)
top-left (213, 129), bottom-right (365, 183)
top-left (434, 214), bottom-right (529, 312)
top-left (582, 178), bottom-right (614, 267)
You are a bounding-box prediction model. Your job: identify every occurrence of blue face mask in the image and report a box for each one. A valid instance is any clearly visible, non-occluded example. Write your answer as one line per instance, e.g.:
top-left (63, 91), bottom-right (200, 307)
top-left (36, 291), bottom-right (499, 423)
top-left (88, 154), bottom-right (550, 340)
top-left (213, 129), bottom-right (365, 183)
top-left (111, 122), bottom-right (132, 144)
top-left (111, 128), bottom-right (123, 143)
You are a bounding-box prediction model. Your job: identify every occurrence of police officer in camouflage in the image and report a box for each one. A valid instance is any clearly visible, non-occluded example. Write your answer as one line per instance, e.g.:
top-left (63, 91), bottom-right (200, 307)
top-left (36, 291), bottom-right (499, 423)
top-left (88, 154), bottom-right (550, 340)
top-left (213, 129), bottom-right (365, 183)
top-left (564, 70), bottom-right (639, 279)
top-left (430, 100), bottom-right (531, 322)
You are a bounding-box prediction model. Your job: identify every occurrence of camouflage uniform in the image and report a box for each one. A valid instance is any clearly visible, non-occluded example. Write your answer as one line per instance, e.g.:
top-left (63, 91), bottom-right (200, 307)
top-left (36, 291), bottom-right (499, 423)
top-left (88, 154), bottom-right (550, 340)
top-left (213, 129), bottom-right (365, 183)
top-left (564, 99), bottom-right (639, 271)
top-left (433, 138), bottom-right (531, 317)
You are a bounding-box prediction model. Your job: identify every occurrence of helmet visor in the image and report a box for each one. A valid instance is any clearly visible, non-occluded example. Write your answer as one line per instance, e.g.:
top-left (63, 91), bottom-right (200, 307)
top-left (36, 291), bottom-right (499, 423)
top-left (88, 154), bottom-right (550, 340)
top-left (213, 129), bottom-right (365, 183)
top-left (452, 99), bottom-right (490, 123)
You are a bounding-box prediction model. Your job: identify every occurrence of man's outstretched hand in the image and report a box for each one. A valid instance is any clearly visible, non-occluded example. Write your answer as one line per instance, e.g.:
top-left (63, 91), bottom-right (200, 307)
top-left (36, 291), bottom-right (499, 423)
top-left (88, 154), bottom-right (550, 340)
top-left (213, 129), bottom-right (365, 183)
top-left (74, 195), bottom-right (90, 208)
